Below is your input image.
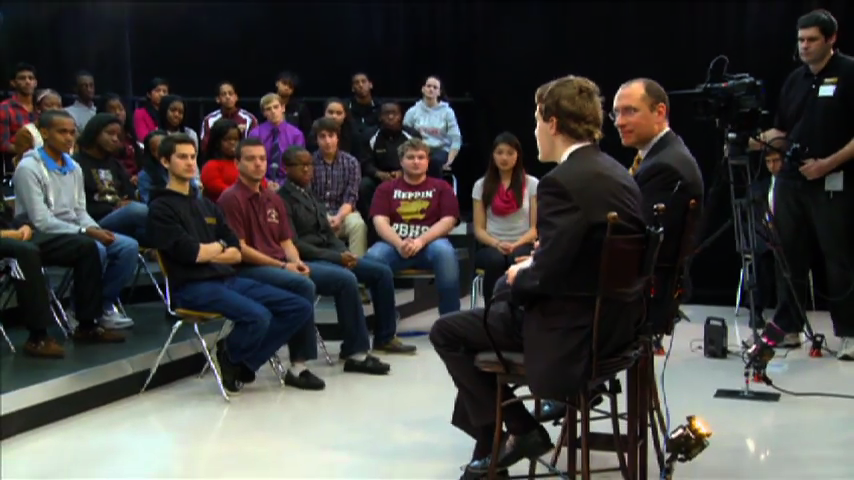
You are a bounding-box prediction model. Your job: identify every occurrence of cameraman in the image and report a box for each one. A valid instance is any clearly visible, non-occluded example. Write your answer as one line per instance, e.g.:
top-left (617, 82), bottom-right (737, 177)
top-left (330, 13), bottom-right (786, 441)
top-left (750, 10), bottom-right (854, 360)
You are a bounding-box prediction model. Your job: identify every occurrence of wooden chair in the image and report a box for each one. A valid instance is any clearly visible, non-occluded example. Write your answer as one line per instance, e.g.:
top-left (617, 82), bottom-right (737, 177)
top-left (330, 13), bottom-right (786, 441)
top-left (474, 208), bottom-right (664, 480)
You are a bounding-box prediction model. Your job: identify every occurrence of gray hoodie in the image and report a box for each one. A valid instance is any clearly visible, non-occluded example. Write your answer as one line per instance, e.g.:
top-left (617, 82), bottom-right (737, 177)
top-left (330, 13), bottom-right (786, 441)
top-left (13, 148), bottom-right (99, 234)
top-left (403, 100), bottom-right (462, 152)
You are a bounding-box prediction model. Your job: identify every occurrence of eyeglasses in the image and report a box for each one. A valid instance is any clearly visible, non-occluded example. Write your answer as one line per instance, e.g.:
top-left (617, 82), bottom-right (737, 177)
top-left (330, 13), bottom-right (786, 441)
top-left (608, 106), bottom-right (641, 121)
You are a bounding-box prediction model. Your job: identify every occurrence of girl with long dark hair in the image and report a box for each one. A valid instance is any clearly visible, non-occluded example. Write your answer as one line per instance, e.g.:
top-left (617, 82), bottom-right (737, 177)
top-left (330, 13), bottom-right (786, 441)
top-left (472, 132), bottom-right (539, 303)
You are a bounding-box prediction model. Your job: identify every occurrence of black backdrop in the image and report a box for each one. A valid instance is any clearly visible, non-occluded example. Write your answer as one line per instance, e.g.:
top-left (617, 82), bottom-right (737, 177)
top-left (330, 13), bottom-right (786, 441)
top-left (1, 1), bottom-right (850, 305)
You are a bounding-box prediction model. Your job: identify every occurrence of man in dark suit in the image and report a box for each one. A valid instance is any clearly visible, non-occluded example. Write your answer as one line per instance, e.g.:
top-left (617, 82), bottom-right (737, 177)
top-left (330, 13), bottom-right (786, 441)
top-left (429, 75), bottom-right (646, 479)
top-left (613, 78), bottom-right (705, 331)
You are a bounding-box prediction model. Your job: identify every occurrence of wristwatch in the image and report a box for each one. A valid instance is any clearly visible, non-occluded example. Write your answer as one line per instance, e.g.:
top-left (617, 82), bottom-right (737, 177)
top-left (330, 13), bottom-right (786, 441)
top-left (79, 227), bottom-right (87, 234)
top-left (218, 239), bottom-right (228, 251)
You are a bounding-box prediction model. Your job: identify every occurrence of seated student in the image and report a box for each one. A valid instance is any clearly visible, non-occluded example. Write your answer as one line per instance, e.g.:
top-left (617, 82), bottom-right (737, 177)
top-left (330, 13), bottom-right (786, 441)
top-left (13, 110), bottom-right (138, 329)
top-left (365, 138), bottom-right (461, 315)
top-left (358, 102), bottom-right (421, 220)
top-left (246, 93), bottom-right (305, 185)
top-left (147, 134), bottom-right (314, 394)
top-left (309, 117), bottom-right (368, 257)
top-left (472, 132), bottom-right (538, 304)
top-left (217, 138), bottom-right (325, 389)
top-left (201, 119), bottom-right (269, 201)
top-left (159, 95), bottom-right (200, 147)
top-left (280, 146), bottom-right (415, 362)
top-left (101, 94), bottom-right (141, 183)
top-left (74, 113), bottom-right (148, 243)
top-left (137, 130), bottom-right (201, 203)
top-left (0, 198), bottom-right (121, 357)
top-left (199, 81), bottom-right (258, 152)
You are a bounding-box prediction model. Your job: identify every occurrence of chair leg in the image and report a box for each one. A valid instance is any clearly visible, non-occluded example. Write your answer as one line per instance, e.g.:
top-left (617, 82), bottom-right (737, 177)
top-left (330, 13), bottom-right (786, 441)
top-left (269, 353), bottom-right (286, 386)
top-left (139, 256), bottom-right (167, 305)
top-left (194, 322), bottom-right (229, 402)
top-left (199, 321), bottom-right (231, 377)
top-left (580, 395), bottom-right (591, 479)
top-left (487, 377), bottom-right (505, 480)
top-left (316, 326), bottom-right (334, 366)
top-left (141, 320), bottom-right (183, 393)
top-left (47, 289), bottom-right (72, 336)
top-left (734, 267), bottom-right (744, 316)
top-left (470, 275), bottom-right (480, 310)
top-left (0, 323), bottom-right (15, 353)
top-left (606, 391), bottom-right (631, 479)
top-left (627, 365), bottom-right (640, 480)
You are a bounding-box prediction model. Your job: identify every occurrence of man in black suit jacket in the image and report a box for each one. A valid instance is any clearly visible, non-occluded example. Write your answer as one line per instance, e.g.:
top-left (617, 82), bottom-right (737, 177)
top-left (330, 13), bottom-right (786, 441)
top-left (613, 78), bottom-right (705, 331)
top-left (430, 75), bottom-right (646, 479)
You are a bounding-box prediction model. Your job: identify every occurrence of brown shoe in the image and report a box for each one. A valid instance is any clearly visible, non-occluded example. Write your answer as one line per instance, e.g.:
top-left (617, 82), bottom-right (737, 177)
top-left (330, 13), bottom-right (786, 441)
top-left (73, 326), bottom-right (126, 344)
top-left (373, 337), bottom-right (417, 355)
top-left (23, 337), bottom-right (66, 358)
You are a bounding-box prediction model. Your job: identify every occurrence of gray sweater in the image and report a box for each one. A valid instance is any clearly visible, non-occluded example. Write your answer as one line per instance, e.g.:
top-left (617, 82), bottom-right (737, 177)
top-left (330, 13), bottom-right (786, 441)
top-left (13, 149), bottom-right (99, 234)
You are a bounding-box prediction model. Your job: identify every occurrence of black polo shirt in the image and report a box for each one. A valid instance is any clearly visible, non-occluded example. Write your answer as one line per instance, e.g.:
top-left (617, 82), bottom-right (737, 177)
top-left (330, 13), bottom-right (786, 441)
top-left (774, 52), bottom-right (854, 179)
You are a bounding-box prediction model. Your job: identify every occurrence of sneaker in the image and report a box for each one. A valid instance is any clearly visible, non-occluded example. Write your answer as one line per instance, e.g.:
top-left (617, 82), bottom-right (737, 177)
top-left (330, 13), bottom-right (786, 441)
top-left (72, 326), bottom-right (126, 343)
top-left (779, 333), bottom-right (802, 348)
top-left (374, 337), bottom-right (417, 355)
top-left (343, 354), bottom-right (391, 375)
top-left (838, 337), bottom-right (854, 361)
top-left (214, 345), bottom-right (243, 394)
top-left (23, 337), bottom-right (65, 358)
top-left (100, 309), bottom-right (134, 330)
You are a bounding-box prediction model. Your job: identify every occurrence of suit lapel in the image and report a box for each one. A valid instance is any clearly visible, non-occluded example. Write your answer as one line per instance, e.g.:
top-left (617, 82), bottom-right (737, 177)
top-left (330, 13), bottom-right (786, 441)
top-left (636, 131), bottom-right (681, 176)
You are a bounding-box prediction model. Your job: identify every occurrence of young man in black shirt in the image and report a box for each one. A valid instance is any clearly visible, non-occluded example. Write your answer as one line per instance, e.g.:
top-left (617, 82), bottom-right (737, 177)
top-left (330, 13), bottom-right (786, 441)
top-left (750, 9), bottom-right (854, 360)
top-left (147, 134), bottom-right (314, 393)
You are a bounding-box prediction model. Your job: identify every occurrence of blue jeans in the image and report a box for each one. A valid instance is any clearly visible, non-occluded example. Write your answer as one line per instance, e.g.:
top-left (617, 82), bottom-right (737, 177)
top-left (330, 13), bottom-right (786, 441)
top-left (306, 258), bottom-right (397, 356)
top-left (98, 201), bottom-right (149, 245)
top-left (173, 276), bottom-right (313, 371)
top-left (237, 266), bottom-right (318, 362)
top-left (365, 237), bottom-right (460, 315)
top-left (429, 149), bottom-right (449, 179)
top-left (95, 233), bottom-right (139, 311)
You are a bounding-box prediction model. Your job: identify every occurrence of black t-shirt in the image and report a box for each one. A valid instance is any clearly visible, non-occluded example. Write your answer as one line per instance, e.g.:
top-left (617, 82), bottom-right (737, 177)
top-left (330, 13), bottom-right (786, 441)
top-left (774, 53), bottom-right (854, 180)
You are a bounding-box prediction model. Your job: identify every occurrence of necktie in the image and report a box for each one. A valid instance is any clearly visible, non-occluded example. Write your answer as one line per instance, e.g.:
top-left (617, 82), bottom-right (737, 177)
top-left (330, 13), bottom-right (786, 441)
top-left (628, 153), bottom-right (643, 176)
top-left (267, 127), bottom-right (281, 177)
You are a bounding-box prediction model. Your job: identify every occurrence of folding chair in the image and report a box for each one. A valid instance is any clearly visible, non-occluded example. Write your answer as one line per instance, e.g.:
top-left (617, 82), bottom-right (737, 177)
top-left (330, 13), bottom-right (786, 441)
top-left (140, 252), bottom-right (233, 401)
top-left (199, 294), bottom-right (334, 377)
top-left (0, 260), bottom-right (14, 352)
top-left (127, 248), bottom-right (167, 306)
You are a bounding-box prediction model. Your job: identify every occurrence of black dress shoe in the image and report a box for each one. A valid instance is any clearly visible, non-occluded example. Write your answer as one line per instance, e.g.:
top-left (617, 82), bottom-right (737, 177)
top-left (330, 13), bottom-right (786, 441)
top-left (217, 340), bottom-right (256, 384)
top-left (533, 392), bottom-right (605, 423)
top-left (343, 354), bottom-right (391, 375)
top-left (284, 369), bottom-right (326, 390)
top-left (495, 427), bottom-right (553, 470)
top-left (459, 457), bottom-right (509, 479)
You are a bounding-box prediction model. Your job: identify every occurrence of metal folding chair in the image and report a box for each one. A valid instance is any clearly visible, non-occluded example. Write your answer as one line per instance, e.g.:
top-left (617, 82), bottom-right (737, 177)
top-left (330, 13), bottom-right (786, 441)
top-left (140, 252), bottom-right (232, 401)
top-left (0, 261), bottom-right (14, 352)
top-left (127, 249), bottom-right (167, 306)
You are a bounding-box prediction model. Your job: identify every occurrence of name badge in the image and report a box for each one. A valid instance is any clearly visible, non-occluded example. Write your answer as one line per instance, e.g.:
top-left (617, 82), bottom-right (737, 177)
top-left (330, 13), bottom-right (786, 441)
top-left (818, 84), bottom-right (836, 97)
top-left (825, 171), bottom-right (843, 192)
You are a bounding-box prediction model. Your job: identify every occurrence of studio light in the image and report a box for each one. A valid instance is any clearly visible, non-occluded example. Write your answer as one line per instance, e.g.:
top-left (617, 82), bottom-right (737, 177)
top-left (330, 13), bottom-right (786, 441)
top-left (666, 415), bottom-right (712, 464)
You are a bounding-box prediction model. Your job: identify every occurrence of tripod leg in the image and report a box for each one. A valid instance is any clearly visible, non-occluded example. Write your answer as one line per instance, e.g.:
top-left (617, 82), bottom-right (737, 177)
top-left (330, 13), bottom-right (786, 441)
top-left (734, 267), bottom-right (744, 316)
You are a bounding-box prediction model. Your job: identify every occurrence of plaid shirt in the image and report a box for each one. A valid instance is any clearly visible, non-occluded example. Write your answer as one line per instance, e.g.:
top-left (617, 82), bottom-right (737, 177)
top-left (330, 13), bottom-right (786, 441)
top-left (0, 96), bottom-right (37, 154)
top-left (310, 150), bottom-right (361, 213)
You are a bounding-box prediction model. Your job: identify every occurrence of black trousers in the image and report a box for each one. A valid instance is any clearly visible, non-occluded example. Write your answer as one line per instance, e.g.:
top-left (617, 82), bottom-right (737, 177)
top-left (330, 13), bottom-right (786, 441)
top-left (772, 177), bottom-right (854, 336)
top-left (474, 243), bottom-right (533, 306)
top-left (0, 233), bottom-right (103, 331)
top-left (429, 286), bottom-right (538, 441)
top-left (752, 248), bottom-right (776, 312)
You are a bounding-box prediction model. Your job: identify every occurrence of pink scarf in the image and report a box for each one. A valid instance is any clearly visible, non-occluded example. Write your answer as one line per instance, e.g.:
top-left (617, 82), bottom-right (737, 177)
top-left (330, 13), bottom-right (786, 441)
top-left (491, 183), bottom-right (525, 217)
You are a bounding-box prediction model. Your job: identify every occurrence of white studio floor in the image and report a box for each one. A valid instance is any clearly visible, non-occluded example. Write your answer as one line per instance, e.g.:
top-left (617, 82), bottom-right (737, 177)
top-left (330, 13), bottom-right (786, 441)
top-left (2, 303), bottom-right (853, 479)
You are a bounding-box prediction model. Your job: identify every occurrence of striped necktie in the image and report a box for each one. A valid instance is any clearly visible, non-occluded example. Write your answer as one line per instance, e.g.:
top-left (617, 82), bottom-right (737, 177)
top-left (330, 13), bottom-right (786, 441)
top-left (628, 153), bottom-right (643, 176)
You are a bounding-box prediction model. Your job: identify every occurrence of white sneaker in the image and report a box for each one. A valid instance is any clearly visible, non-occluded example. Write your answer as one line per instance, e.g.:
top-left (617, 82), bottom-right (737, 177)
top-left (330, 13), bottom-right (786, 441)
top-left (100, 309), bottom-right (134, 330)
top-left (838, 337), bottom-right (854, 361)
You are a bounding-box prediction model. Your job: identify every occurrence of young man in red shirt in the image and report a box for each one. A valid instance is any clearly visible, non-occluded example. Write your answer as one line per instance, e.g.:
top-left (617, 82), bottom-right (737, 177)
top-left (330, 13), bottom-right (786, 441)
top-left (366, 138), bottom-right (461, 315)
